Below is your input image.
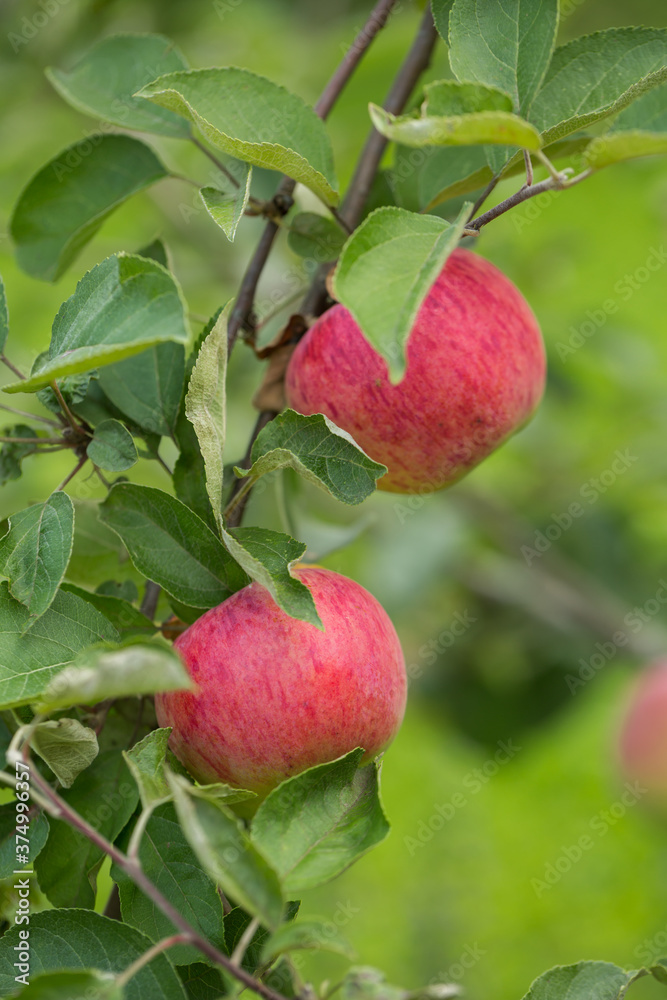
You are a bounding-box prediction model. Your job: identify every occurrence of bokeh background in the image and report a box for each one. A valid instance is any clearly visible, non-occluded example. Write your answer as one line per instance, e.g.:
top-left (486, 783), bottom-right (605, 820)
top-left (1, 1), bottom-right (667, 998)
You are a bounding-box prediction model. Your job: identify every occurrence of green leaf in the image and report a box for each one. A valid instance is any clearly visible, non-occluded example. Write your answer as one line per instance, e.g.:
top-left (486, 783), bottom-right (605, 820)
top-left (584, 84), bottom-right (667, 170)
top-left (0, 910), bottom-right (186, 999)
top-left (10, 135), bottom-right (168, 283)
top-left (0, 583), bottom-right (119, 710)
top-left (520, 963), bottom-right (638, 1000)
top-left (112, 801), bottom-right (226, 966)
top-left (99, 484), bottom-right (248, 608)
top-left (137, 68), bottom-right (338, 205)
top-left (137, 237), bottom-right (170, 269)
top-left (332, 204), bottom-right (470, 382)
top-left (0, 425), bottom-right (42, 486)
top-left (167, 771), bottom-right (284, 930)
top-left (200, 170), bottom-right (252, 242)
top-left (4, 254), bottom-right (190, 395)
top-left (584, 130), bottom-right (667, 170)
top-left (34, 750), bottom-right (139, 908)
top-left (650, 961), bottom-right (667, 985)
top-left (11, 969), bottom-right (122, 1000)
top-left (60, 583), bottom-right (156, 639)
top-left (235, 409), bottom-right (386, 504)
top-left (176, 964), bottom-right (226, 1000)
top-left (31, 717), bottom-right (99, 788)
top-left (261, 920), bottom-right (355, 963)
top-left (184, 307), bottom-right (228, 533)
top-left (287, 213), bottom-right (346, 260)
top-left (0, 804), bottom-right (49, 878)
top-left (173, 313), bottom-right (222, 532)
top-left (0, 492), bottom-right (74, 623)
top-left (251, 748), bottom-right (389, 894)
top-left (610, 81), bottom-right (667, 133)
top-left (370, 103), bottom-right (541, 150)
top-left (87, 419), bottom-right (138, 472)
top-left (391, 144), bottom-right (490, 213)
top-left (448, 0), bottom-right (559, 116)
top-left (37, 371), bottom-right (93, 416)
top-left (98, 341), bottom-right (186, 438)
top-left (122, 726), bottom-right (172, 807)
top-left (529, 28), bottom-right (667, 146)
top-left (431, 0), bottom-right (456, 45)
top-left (0, 274), bottom-right (8, 353)
top-left (220, 526), bottom-right (321, 629)
top-left (46, 33), bottom-right (190, 138)
top-left (36, 640), bottom-right (192, 713)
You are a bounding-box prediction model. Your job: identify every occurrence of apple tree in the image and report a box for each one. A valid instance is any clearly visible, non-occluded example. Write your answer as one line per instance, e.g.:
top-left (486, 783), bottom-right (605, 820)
top-left (0, 2), bottom-right (666, 998)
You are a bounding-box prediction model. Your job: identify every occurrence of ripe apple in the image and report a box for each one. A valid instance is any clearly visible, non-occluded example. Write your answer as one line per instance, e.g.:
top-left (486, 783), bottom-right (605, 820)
top-left (155, 565), bottom-right (407, 800)
top-left (618, 661), bottom-right (667, 794)
top-left (285, 247), bottom-right (546, 493)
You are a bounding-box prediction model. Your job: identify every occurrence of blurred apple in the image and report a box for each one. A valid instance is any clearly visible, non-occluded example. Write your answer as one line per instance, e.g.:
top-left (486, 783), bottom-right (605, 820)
top-left (619, 661), bottom-right (667, 794)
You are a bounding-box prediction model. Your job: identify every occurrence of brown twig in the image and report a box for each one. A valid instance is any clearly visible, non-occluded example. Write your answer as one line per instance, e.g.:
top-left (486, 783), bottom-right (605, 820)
top-left (140, 581), bottom-right (161, 620)
top-left (225, 410), bottom-right (276, 528)
top-left (56, 454), bottom-right (88, 492)
top-left (190, 135), bottom-right (240, 189)
top-left (50, 380), bottom-right (87, 435)
top-left (0, 353), bottom-right (26, 380)
top-left (26, 762), bottom-right (290, 1000)
top-left (300, 4), bottom-right (438, 319)
top-left (467, 169), bottom-right (591, 231)
top-left (225, 0), bottom-right (401, 357)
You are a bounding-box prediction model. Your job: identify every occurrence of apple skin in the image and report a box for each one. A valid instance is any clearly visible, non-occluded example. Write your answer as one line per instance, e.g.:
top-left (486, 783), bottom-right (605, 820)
top-left (285, 247), bottom-right (546, 493)
top-left (155, 566), bottom-right (407, 800)
top-left (618, 662), bottom-right (667, 794)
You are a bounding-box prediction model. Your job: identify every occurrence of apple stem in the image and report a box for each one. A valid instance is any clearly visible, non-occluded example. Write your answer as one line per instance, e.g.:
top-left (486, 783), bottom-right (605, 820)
top-left (467, 166), bottom-right (591, 232)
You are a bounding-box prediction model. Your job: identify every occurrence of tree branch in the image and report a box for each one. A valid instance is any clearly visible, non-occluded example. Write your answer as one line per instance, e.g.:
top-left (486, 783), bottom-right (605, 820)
top-left (300, 4), bottom-right (438, 318)
top-left (467, 169), bottom-right (590, 231)
top-left (225, 0), bottom-right (401, 356)
top-left (26, 761), bottom-right (291, 1000)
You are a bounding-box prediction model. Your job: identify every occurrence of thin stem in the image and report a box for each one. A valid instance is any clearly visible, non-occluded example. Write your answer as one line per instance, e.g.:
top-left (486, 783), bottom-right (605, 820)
top-left (0, 403), bottom-right (61, 427)
top-left (0, 435), bottom-right (64, 445)
top-left (467, 168), bottom-right (591, 231)
top-left (230, 916), bottom-right (261, 966)
top-left (140, 581), bottom-right (161, 620)
top-left (224, 410), bottom-right (276, 528)
top-left (116, 935), bottom-right (191, 989)
top-left (50, 380), bottom-right (85, 434)
top-left (468, 173), bottom-right (501, 219)
top-left (24, 763), bottom-right (290, 1000)
top-left (328, 206), bottom-right (353, 235)
top-left (56, 454), bottom-right (88, 492)
top-left (156, 452), bottom-right (173, 476)
top-left (0, 353), bottom-right (26, 380)
top-left (126, 802), bottom-right (160, 862)
top-left (94, 466), bottom-right (112, 489)
top-left (223, 477), bottom-right (255, 525)
top-left (191, 136), bottom-right (240, 188)
top-left (523, 149), bottom-right (534, 187)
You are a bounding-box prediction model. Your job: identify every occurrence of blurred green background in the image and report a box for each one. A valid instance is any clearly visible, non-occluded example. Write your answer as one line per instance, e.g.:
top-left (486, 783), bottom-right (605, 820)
top-left (1, 1), bottom-right (667, 998)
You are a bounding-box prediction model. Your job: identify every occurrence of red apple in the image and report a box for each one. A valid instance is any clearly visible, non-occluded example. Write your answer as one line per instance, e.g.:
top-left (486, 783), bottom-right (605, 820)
top-left (618, 661), bottom-right (667, 793)
top-left (285, 247), bottom-right (546, 493)
top-left (156, 566), bottom-right (407, 799)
